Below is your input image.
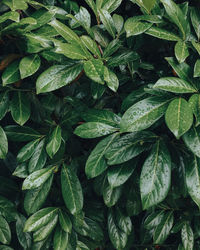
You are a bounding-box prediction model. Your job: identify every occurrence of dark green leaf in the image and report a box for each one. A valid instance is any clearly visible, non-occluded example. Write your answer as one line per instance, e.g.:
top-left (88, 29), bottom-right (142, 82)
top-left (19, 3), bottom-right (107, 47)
top-left (16, 214), bottom-right (31, 250)
top-left (183, 126), bottom-right (200, 157)
top-left (17, 139), bottom-right (39, 163)
top-left (19, 55), bottom-right (41, 79)
top-left (0, 91), bottom-right (9, 120)
top-left (0, 126), bottom-right (8, 160)
top-left (189, 94), bottom-right (200, 126)
top-left (2, 60), bottom-right (20, 86)
top-left (174, 41), bottom-right (189, 64)
top-left (0, 216), bottom-right (11, 245)
top-left (181, 223), bottom-right (194, 250)
top-left (53, 226), bottom-right (68, 250)
top-left (125, 19), bottom-right (152, 37)
top-left (59, 210), bottom-right (72, 233)
top-left (46, 125), bottom-right (62, 158)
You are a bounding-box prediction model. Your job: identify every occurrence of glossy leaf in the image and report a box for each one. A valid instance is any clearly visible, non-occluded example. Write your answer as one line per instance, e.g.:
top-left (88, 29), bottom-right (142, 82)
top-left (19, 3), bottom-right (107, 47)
top-left (174, 41), bottom-right (189, 64)
top-left (2, 60), bottom-right (20, 86)
top-left (46, 125), bottom-right (62, 159)
top-left (103, 181), bottom-right (122, 207)
top-left (189, 94), bottom-right (200, 126)
top-left (0, 216), bottom-right (11, 245)
top-left (140, 140), bottom-right (171, 210)
top-left (17, 139), bottom-right (39, 163)
top-left (104, 67), bottom-right (119, 92)
top-left (165, 98), bottom-right (193, 139)
top-left (61, 164), bottom-right (83, 214)
top-left (183, 126), bottom-right (200, 157)
top-left (99, 10), bottom-right (116, 38)
top-left (102, 0), bottom-right (122, 13)
top-left (194, 59), bottom-right (200, 78)
top-left (83, 59), bottom-right (104, 84)
top-left (16, 214), bottom-right (31, 249)
top-left (53, 226), bottom-right (68, 250)
top-left (145, 26), bottom-right (181, 41)
top-left (19, 55), bottom-right (41, 79)
top-left (190, 8), bottom-right (200, 40)
top-left (59, 210), bottom-right (72, 233)
top-left (0, 126), bottom-right (8, 160)
top-left (181, 223), bottom-right (194, 250)
top-left (125, 19), bottom-right (152, 37)
top-left (120, 97), bottom-right (170, 133)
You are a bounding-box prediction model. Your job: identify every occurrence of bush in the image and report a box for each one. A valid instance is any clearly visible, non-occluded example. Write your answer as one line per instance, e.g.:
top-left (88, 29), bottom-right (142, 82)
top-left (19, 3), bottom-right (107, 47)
top-left (0, 0), bottom-right (200, 249)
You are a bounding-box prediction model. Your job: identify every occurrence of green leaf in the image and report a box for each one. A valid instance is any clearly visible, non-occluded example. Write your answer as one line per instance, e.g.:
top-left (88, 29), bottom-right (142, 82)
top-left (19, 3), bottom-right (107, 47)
top-left (0, 126), bottom-right (8, 160)
top-left (145, 26), bottom-right (181, 41)
top-left (10, 92), bottom-right (31, 126)
top-left (144, 210), bottom-right (165, 230)
top-left (91, 81), bottom-right (106, 99)
top-left (102, 0), bottom-right (122, 13)
top-left (24, 175), bottom-right (53, 215)
top-left (140, 140), bottom-right (171, 210)
top-left (16, 214), bottom-right (32, 250)
top-left (132, 0), bottom-right (156, 13)
top-left (161, 0), bottom-right (188, 40)
top-left (190, 8), bottom-right (200, 40)
top-left (85, 133), bottom-right (119, 178)
top-left (99, 9), bottom-right (116, 38)
top-left (104, 67), bottom-right (119, 92)
top-left (0, 216), bottom-right (11, 245)
top-left (2, 60), bottom-right (20, 86)
top-left (194, 59), bottom-right (200, 78)
top-left (5, 126), bottom-right (41, 142)
top-left (74, 122), bottom-right (118, 138)
top-left (24, 207), bottom-right (59, 232)
top-left (0, 11), bottom-right (20, 23)
top-left (36, 63), bottom-right (83, 94)
top-left (0, 91), bottom-right (9, 120)
top-left (105, 131), bottom-right (155, 165)
top-left (33, 215), bottom-right (58, 242)
top-left (53, 226), bottom-right (68, 250)
top-left (81, 109), bottom-right (121, 127)
top-left (59, 210), bottom-right (72, 233)
top-left (0, 196), bottom-right (17, 222)
top-left (112, 14), bottom-right (124, 34)
top-left (13, 163), bottom-right (28, 178)
top-left (153, 211), bottom-right (174, 244)
top-left (19, 55), bottom-right (41, 79)
top-left (174, 41), bottom-right (189, 64)
top-left (181, 223), bottom-right (194, 250)
top-left (46, 126), bottom-right (62, 159)
top-left (165, 98), bottom-right (193, 139)
top-left (103, 181), bottom-right (122, 207)
top-left (107, 159), bottom-right (137, 188)
top-left (28, 138), bottom-right (47, 173)
top-left (120, 97), bottom-right (170, 133)
top-left (183, 126), bottom-right (200, 157)
top-left (85, 0), bottom-right (97, 16)
top-left (189, 94), bottom-right (200, 126)
top-left (22, 166), bottom-right (55, 190)
top-left (83, 59), bottom-right (104, 84)
top-left (107, 50), bottom-right (139, 67)
top-left (108, 209), bottom-right (128, 249)
top-left (192, 41), bottom-right (200, 56)
top-left (61, 164), bottom-right (83, 214)
top-left (2, 0), bottom-right (28, 11)
top-left (81, 35), bottom-right (101, 58)
top-left (17, 139), bottom-right (39, 163)
top-left (154, 77), bottom-right (197, 93)
top-left (185, 155), bottom-right (200, 209)
top-left (116, 207), bottom-right (132, 235)
top-left (69, 7), bottom-right (91, 32)
top-left (125, 19), bottom-right (152, 37)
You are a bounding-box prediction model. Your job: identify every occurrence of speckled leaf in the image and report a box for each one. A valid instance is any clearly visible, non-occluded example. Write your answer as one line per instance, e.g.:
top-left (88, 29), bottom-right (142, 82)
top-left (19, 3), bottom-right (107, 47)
top-left (189, 94), bottom-right (200, 126)
top-left (104, 67), bottom-right (119, 92)
top-left (153, 211), bottom-right (174, 244)
top-left (112, 14), bottom-right (124, 34)
top-left (83, 59), bottom-right (104, 84)
top-left (120, 97), bottom-right (170, 133)
top-left (140, 140), bottom-right (171, 210)
top-left (24, 207), bottom-right (59, 232)
top-left (74, 122), bottom-right (118, 138)
top-left (16, 214), bottom-right (32, 249)
top-left (175, 41), bottom-right (189, 64)
top-left (0, 215), bottom-right (11, 245)
top-left (165, 98), bottom-right (193, 139)
top-left (183, 126), bottom-right (200, 157)
top-left (99, 10), bottom-right (116, 38)
top-left (185, 155), bottom-right (200, 209)
top-left (0, 126), bottom-right (8, 160)
top-left (102, 0), bottom-right (122, 13)
top-left (19, 55), bottom-right (41, 79)
top-left (125, 19), bottom-right (152, 37)
top-left (145, 27), bottom-right (181, 41)
top-left (103, 182), bottom-right (122, 207)
top-left (85, 133), bottom-right (119, 178)
top-left (81, 35), bottom-right (101, 57)
top-left (181, 223), bottom-right (194, 250)
top-left (154, 77), bottom-right (197, 93)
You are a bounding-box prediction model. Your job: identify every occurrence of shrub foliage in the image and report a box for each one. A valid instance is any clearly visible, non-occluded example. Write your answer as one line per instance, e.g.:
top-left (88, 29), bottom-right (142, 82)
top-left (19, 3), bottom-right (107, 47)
top-left (0, 0), bottom-right (200, 249)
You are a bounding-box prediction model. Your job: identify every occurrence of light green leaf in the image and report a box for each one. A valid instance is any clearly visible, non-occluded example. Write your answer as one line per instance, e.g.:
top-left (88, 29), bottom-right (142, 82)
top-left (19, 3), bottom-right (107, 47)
top-left (192, 41), bottom-right (200, 56)
top-left (104, 67), bottom-right (119, 92)
top-left (24, 207), bottom-right (59, 232)
top-left (0, 216), bottom-right (11, 245)
top-left (46, 125), bottom-right (62, 159)
top-left (59, 210), bottom-right (72, 233)
top-left (153, 211), bottom-right (174, 244)
top-left (36, 63), bottom-right (83, 94)
top-left (2, 60), bottom-right (20, 86)
top-left (19, 55), bottom-right (41, 79)
top-left (85, 133), bottom-right (119, 178)
top-left (161, 0), bottom-right (188, 40)
top-left (17, 139), bottom-right (39, 163)
top-left (0, 126), bottom-right (8, 160)
top-left (154, 77), bottom-right (197, 93)
top-left (181, 223), bottom-right (194, 250)
top-left (102, 0), bottom-right (122, 13)
top-left (185, 155), bottom-right (200, 209)
top-left (103, 183), bottom-right (122, 207)
top-left (53, 226), bottom-right (68, 250)
top-left (112, 14), bottom-right (124, 34)
top-left (99, 9), bottom-right (116, 38)
top-left (165, 98), bottom-right (193, 139)
top-left (125, 19), bottom-right (152, 37)
top-left (24, 175), bottom-right (53, 215)
top-left (145, 26), bottom-right (181, 41)
top-left (132, 0), bottom-right (156, 13)
top-left (22, 166), bottom-right (55, 190)
top-left (81, 35), bottom-right (101, 57)
top-left (174, 41), bottom-right (189, 64)
top-left (61, 164), bottom-right (83, 214)
top-left (12, 163), bottom-right (28, 178)
top-left (10, 92), bottom-right (31, 126)
top-left (144, 210), bottom-right (165, 230)
top-left (189, 94), bottom-right (200, 126)
top-left (74, 122), bottom-right (118, 138)
top-left (140, 140), bottom-right (171, 210)
top-left (183, 126), bottom-right (200, 157)
top-left (0, 11), bottom-right (19, 24)
top-left (2, 0), bottom-right (28, 11)
top-left (105, 131), bottom-right (155, 165)
top-left (120, 96), bottom-right (170, 133)
top-left (84, 59), bottom-right (104, 84)
top-left (194, 59), bottom-right (200, 78)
